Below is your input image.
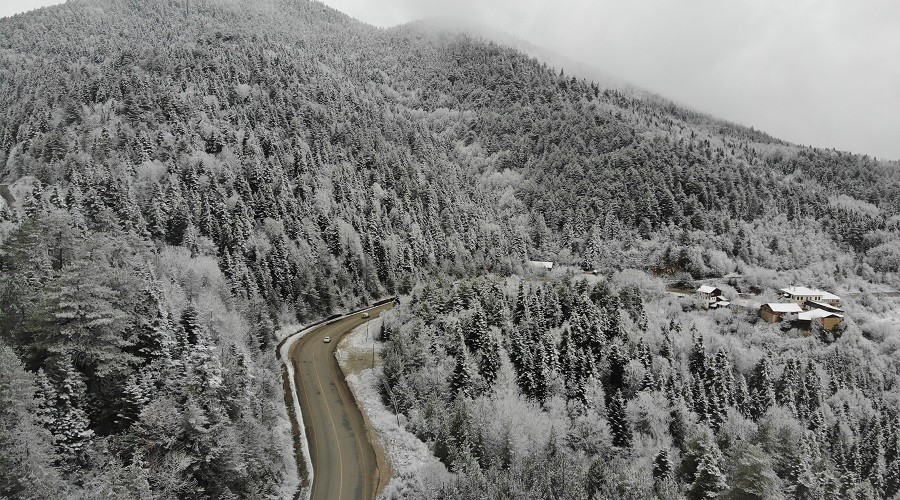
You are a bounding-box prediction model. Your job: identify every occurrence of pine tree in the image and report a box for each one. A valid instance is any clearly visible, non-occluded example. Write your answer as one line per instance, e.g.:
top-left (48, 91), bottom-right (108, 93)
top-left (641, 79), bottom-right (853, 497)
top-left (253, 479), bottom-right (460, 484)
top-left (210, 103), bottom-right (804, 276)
top-left (179, 306), bottom-right (202, 347)
top-left (608, 390), bottom-right (631, 449)
top-left (118, 368), bottom-right (153, 428)
top-left (670, 397), bottom-right (689, 452)
top-left (862, 413), bottom-right (887, 496)
top-left (734, 373), bottom-right (751, 417)
top-left (689, 330), bottom-right (706, 379)
top-left (530, 341), bottom-right (549, 403)
top-left (27, 256), bottom-right (134, 377)
top-left (450, 337), bottom-right (475, 398)
top-left (886, 454), bottom-right (900, 498)
top-left (606, 343), bottom-right (627, 395)
top-left (50, 356), bottom-right (94, 467)
top-left (184, 320), bottom-right (223, 394)
top-left (660, 326), bottom-right (673, 359)
top-left (559, 326), bottom-right (579, 400)
top-left (653, 449), bottom-right (672, 481)
top-left (692, 372), bottom-right (709, 423)
top-left (0, 344), bottom-right (68, 498)
top-left (466, 304), bottom-right (489, 353)
top-left (637, 338), bottom-right (652, 368)
top-left (777, 356), bottom-right (800, 408)
top-left (513, 282), bottom-right (527, 325)
top-left (788, 437), bottom-right (820, 500)
top-left (749, 356), bottom-right (776, 419)
top-left (688, 439), bottom-right (728, 500)
top-left (641, 367), bottom-right (658, 392)
top-left (478, 329), bottom-right (501, 388)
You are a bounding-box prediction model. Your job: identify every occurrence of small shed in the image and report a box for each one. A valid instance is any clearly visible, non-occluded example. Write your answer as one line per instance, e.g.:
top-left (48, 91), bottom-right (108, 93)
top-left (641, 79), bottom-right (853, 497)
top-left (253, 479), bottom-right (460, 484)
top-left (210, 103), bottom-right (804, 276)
top-left (796, 309), bottom-right (844, 331)
top-left (527, 260), bottom-right (554, 272)
top-left (759, 303), bottom-right (803, 323)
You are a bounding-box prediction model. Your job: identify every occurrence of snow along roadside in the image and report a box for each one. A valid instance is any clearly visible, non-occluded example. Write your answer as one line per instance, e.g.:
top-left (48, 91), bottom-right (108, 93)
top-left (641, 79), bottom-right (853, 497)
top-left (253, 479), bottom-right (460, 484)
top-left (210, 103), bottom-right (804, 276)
top-left (277, 301), bottom-right (393, 500)
top-left (277, 324), bottom-right (317, 500)
top-left (336, 318), bottom-right (451, 498)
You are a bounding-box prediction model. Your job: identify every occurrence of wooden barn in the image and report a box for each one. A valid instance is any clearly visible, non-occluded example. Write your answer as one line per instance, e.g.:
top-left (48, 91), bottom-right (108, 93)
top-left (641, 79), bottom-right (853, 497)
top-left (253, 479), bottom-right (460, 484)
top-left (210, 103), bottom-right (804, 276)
top-left (759, 303), bottom-right (803, 323)
top-left (796, 309), bottom-right (844, 331)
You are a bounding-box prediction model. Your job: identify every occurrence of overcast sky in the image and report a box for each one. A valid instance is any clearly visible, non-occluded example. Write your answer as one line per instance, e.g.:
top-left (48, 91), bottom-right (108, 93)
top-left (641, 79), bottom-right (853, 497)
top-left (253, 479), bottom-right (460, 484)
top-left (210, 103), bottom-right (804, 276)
top-left (0, 0), bottom-right (63, 20)
top-left (323, 0), bottom-right (900, 161)
top-left (4, 1), bottom-right (899, 160)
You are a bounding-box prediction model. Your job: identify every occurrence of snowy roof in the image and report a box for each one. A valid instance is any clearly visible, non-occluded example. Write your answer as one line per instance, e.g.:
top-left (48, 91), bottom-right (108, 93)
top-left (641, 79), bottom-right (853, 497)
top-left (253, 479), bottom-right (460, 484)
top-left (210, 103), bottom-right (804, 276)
top-left (809, 301), bottom-right (844, 312)
top-left (528, 260), bottom-right (554, 270)
top-left (713, 301), bottom-right (731, 307)
top-left (780, 287), bottom-right (840, 301)
top-left (798, 309), bottom-right (843, 321)
top-left (764, 303), bottom-right (804, 314)
top-left (780, 286), bottom-right (821, 297)
top-left (697, 285), bottom-right (720, 294)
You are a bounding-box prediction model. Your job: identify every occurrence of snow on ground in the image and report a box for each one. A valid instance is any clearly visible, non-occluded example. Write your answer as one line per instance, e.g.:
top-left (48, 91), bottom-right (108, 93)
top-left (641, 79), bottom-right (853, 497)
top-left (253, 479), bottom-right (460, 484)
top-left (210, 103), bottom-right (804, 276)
top-left (337, 318), bottom-right (450, 499)
top-left (275, 322), bottom-right (311, 500)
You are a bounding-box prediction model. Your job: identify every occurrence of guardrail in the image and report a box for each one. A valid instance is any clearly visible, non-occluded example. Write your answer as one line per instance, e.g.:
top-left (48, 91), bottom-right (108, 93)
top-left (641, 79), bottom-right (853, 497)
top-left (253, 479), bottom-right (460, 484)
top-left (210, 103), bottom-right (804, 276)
top-left (275, 296), bottom-right (397, 355)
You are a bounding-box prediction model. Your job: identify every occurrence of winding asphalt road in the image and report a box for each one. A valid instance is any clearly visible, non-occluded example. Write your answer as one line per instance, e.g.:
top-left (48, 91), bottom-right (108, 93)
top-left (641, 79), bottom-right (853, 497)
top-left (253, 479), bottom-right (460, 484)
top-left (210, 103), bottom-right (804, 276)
top-left (287, 303), bottom-right (394, 500)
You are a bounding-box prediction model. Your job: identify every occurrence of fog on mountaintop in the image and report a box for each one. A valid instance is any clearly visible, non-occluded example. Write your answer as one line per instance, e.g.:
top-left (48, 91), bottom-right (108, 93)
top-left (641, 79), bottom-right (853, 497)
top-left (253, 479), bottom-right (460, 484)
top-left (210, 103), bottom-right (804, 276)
top-left (323, 0), bottom-right (900, 161)
top-left (3, 1), bottom-right (900, 499)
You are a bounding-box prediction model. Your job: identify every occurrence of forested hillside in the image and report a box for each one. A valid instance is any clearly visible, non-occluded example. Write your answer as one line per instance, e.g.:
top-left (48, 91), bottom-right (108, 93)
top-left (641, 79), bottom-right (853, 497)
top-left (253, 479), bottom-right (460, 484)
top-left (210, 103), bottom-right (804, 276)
top-left (0, 0), bottom-right (898, 497)
top-left (380, 276), bottom-right (900, 498)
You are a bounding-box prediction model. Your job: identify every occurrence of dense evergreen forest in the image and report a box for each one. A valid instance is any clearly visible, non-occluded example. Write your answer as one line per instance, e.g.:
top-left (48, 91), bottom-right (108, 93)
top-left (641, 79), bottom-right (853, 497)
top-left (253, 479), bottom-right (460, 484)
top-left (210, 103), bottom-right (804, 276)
top-left (0, 0), bottom-right (898, 498)
top-left (380, 276), bottom-right (900, 499)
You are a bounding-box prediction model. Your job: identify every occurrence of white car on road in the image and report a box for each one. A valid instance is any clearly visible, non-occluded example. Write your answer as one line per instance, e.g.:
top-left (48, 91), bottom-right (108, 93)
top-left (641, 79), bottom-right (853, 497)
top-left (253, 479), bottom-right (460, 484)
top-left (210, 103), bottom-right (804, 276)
top-left (323, 336), bottom-right (331, 343)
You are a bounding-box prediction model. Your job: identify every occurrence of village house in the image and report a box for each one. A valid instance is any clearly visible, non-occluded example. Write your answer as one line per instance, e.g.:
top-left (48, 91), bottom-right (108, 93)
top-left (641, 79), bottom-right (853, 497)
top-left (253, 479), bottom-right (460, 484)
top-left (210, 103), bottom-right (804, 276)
top-left (696, 285), bottom-right (722, 301)
top-left (779, 286), bottom-right (822, 305)
top-left (779, 286), bottom-right (842, 311)
top-left (817, 291), bottom-right (842, 308)
top-left (759, 302), bottom-right (803, 323)
top-left (696, 285), bottom-right (729, 309)
top-left (796, 308), bottom-right (844, 332)
top-left (527, 260), bottom-right (554, 272)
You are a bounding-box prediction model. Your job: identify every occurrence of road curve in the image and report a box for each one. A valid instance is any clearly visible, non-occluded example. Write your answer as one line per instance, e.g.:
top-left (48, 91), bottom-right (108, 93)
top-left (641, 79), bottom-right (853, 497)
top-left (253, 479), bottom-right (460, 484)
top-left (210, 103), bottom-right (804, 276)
top-left (287, 303), bottom-right (394, 500)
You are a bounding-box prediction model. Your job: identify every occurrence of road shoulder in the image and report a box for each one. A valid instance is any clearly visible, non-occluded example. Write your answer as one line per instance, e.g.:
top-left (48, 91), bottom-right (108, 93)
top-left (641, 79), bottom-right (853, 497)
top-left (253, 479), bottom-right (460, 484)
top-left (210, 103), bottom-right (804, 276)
top-left (336, 318), bottom-right (450, 498)
top-left (278, 324), bottom-right (318, 500)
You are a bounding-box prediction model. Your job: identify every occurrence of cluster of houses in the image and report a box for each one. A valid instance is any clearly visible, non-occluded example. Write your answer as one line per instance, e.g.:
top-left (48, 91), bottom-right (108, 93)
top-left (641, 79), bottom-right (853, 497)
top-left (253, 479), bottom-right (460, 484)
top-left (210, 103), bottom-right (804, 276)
top-left (760, 286), bottom-right (844, 331)
top-left (696, 284), bottom-right (845, 332)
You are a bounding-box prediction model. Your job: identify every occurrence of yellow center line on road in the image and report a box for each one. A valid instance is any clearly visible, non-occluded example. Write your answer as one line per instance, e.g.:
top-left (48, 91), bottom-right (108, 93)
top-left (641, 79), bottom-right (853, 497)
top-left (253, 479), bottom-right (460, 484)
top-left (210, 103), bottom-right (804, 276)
top-left (293, 352), bottom-right (320, 494)
top-left (332, 318), bottom-right (372, 496)
top-left (312, 344), bottom-right (344, 500)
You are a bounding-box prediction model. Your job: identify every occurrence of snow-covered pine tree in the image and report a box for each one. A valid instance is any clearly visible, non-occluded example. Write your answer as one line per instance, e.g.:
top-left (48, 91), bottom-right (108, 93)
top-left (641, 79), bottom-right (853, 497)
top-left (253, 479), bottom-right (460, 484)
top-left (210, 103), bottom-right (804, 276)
top-left (478, 328), bottom-right (501, 389)
top-left (687, 439), bottom-right (727, 500)
top-left (653, 449), bottom-right (672, 481)
top-left (749, 356), bottom-right (776, 419)
top-left (50, 356), bottom-right (94, 468)
top-left (450, 336), bottom-right (475, 398)
top-left (608, 390), bottom-right (631, 449)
